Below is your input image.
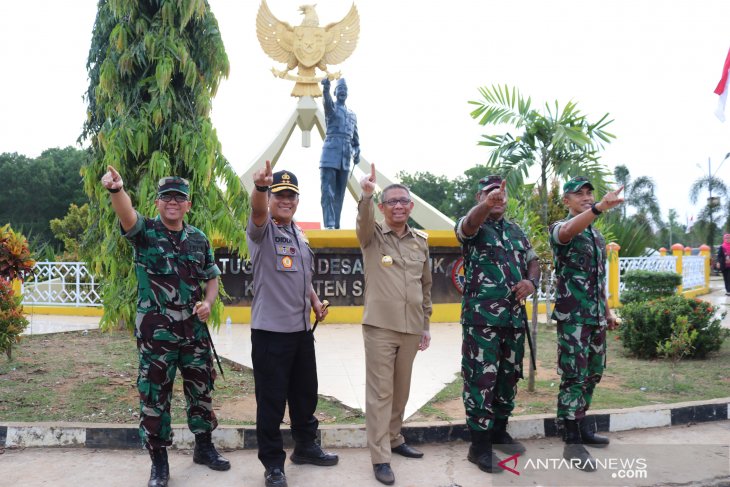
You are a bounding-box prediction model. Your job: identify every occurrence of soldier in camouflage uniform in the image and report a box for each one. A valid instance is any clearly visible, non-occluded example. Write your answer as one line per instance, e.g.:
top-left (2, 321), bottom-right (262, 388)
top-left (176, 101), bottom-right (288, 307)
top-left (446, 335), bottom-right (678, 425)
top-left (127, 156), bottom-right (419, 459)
top-left (549, 176), bottom-right (624, 472)
top-left (455, 175), bottom-right (540, 474)
top-left (102, 166), bottom-right (230, 487)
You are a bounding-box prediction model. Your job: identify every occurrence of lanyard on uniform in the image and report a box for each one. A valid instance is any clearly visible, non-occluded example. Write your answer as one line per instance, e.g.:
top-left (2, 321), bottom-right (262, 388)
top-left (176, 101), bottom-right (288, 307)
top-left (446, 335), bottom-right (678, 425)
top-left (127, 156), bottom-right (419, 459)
top-left (289, 222), bottom-right (308, 331)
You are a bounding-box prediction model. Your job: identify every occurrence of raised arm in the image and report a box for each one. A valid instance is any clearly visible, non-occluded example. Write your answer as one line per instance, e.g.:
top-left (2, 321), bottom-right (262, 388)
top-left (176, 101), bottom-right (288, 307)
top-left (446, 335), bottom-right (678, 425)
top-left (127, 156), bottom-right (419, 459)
top-left (356, 163), bottom-right (377, 247)
top-left (251, 160), bottom-right (274, 227)
top-left (321, 78), bottom-right (334, 116)
top-left (459, 180), bottom-right (506, 238)
top-left (557, 186), bottom-right (624, 244)
top-left (101, 165), bottom-right (137, 232)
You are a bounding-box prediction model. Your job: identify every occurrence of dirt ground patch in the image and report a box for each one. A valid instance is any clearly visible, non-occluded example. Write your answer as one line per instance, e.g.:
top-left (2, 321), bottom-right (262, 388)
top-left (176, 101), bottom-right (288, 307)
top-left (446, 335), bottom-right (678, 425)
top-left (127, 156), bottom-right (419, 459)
top-left (0, 330), bottom-right (360, 425)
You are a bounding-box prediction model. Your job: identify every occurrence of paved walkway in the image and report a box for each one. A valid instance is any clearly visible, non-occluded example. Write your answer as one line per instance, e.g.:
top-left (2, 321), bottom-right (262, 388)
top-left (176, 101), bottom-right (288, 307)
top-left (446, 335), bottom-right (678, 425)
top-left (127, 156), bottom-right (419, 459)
top-left (1, 421), bottom-right (728, 486)
top-left (20, 276), bottom-right (730, 419)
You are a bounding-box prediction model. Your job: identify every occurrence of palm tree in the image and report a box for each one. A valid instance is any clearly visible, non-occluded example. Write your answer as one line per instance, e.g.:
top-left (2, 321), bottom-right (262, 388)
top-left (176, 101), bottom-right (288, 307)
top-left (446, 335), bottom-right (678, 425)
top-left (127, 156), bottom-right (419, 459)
top-left (689, 176), bottom-right (727, 247)
top-left (469, 85), bottom-right (615, 233)
top-left (613, 165), bottom-right (662, 226)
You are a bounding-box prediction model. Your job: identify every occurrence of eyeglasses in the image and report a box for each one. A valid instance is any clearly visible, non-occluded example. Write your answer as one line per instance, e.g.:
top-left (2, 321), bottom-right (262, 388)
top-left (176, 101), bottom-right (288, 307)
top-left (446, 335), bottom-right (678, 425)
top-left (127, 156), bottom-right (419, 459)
top-left (383, 198), bottom-right (411, 207)
top-left (159, 193), bottom-right (189, 203)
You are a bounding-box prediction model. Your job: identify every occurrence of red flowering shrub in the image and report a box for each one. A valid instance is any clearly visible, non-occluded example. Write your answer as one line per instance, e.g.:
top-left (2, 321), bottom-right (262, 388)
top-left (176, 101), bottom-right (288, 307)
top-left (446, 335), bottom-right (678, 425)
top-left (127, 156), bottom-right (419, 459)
top-left (0, 278), bottom-right (28, 359)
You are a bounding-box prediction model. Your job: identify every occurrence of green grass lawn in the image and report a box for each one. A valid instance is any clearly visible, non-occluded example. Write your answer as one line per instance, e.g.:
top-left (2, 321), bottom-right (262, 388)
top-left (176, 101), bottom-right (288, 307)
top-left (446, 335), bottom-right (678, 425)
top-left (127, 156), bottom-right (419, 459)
top-left (415, 323), bottom-right (730, 420)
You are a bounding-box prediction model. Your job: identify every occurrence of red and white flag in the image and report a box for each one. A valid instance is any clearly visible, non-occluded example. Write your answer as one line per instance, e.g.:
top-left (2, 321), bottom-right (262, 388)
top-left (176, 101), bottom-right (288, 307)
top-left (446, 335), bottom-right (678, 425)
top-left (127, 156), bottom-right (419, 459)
top-left (715, 47), bottom-right (730, 122)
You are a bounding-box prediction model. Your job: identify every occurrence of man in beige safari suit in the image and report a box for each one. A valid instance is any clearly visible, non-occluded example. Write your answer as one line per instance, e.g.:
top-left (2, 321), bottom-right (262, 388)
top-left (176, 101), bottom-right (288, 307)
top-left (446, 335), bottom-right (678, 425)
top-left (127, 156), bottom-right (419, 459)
top-left (356, 163), bottom-right (432, 486)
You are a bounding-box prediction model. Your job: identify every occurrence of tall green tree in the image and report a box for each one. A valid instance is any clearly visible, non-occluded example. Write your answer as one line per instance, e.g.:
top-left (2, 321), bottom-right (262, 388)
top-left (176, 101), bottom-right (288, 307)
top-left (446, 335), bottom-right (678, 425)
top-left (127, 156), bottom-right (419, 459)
top-left (613, 165), bottom-right (662, 226)
top-left (80, 0), bottom-right (249, 330)
top-left (689, 175), bottom-right (727, 247)
top-left (0, 148), bottom-right (88, 244)
top-left (469, 85), bottom-right (615, 233)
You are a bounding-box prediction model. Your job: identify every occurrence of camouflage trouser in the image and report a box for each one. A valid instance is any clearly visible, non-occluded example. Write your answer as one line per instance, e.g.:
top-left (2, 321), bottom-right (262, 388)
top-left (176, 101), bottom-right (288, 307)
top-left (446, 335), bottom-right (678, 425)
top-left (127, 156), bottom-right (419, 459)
top-left (556, 321), bottom-right (606, 420)
top-left (461, 325), bottom-right (525, 431)
top-left (137, 333), bottom-right (218, 449)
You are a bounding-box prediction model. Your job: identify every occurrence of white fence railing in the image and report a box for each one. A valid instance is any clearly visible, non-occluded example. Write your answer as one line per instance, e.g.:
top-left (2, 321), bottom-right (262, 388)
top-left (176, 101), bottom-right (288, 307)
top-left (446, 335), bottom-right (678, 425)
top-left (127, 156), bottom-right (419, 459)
top-left (21, 262), bottom-right (102, 307)
top-left (618, 256), bottom-right (677, 293)
top-left (20, 255), bottom-right (707, 308)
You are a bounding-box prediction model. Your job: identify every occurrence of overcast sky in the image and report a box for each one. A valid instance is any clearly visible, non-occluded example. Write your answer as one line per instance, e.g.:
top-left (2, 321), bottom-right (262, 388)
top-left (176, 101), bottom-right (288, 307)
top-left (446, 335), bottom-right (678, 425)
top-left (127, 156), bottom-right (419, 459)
top-left (1, 0), bottom-right (729, 230)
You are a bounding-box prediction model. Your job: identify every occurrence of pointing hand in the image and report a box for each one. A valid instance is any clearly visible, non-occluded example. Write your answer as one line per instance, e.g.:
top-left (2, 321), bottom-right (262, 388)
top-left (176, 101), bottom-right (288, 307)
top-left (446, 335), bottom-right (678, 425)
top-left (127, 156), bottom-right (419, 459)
top-left (253, 160), bottom-right (274, 188)
top-left (101, 165), bottom-right (124, 191)
top-left (360, 163), bottom-right (376, 196)
top-left (596, 185), bottom-right (625, 212)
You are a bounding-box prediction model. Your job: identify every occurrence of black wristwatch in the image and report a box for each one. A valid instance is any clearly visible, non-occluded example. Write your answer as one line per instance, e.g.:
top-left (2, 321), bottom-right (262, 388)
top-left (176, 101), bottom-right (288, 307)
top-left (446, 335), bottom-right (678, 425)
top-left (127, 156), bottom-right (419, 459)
top-left (255, 185), bottom-right (270, 192)
top-left (591, 203), bottom-right (603, 215)
top-left (108, 187), bottom-right (121, 194)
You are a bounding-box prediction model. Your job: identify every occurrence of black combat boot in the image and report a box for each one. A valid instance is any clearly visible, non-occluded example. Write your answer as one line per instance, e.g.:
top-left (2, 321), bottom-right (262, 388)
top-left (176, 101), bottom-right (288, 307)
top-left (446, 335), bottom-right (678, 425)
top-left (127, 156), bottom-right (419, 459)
top-left (193, 432), bottom-right (231, 471)
top-left (491, 417), bottom-right (526, 455)
top-left (563, 419), bottom-right (597, 472)
top-left (579, 418), bottom-right (610, 447)
top-left (467, 430), bottom-right (503, 474)
top-left (148, 448), bottom-right (169, 487)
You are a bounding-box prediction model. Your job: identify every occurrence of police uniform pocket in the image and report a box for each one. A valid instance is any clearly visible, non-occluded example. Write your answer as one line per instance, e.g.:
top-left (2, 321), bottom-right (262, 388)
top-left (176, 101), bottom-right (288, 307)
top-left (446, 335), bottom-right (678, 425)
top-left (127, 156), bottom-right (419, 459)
top-left (275, 244), bottom-right (298, 272)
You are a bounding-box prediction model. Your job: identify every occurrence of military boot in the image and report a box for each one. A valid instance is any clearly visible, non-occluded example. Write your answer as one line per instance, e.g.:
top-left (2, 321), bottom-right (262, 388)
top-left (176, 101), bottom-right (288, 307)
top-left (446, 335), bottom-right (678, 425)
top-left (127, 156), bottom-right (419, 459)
top-left (562, 419), bottom-right (597, 472)
top-left (491, 417), bottom-right (526, 455)
top-left (148, 448), bottom-right (169, 487)
top-left (193, 432), bottom-right (231, 471)
top-left (467, 430), bottom-right (503, 474)
top-left (579, 419), bottom-right (610, 447)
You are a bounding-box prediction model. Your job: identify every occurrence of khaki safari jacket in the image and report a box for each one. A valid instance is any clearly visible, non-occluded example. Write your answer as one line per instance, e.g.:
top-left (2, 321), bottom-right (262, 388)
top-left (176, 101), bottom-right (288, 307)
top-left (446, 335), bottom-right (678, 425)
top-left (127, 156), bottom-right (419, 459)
top-left (356, 195), bottom-right (432, 334)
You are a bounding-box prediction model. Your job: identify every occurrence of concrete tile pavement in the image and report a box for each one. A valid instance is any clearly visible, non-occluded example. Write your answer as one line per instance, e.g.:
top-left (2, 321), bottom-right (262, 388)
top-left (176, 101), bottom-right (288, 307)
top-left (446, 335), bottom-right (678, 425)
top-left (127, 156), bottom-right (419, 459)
top-left (1, 421), bottom-right (728, 487)
top-left (210, 322), bottom-right (464, 419)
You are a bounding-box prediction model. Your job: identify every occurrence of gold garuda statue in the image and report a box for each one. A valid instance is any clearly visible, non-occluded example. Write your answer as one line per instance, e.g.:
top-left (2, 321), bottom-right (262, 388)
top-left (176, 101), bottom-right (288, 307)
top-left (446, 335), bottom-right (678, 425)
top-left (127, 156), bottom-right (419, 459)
top-left (256, 1), bottom-right (360, 97)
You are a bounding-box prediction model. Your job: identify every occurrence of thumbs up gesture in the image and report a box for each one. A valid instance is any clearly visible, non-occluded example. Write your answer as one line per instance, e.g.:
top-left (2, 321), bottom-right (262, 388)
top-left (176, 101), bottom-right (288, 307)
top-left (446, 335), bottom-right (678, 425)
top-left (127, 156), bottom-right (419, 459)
top-left (101, 165), bottom-right (124, 192)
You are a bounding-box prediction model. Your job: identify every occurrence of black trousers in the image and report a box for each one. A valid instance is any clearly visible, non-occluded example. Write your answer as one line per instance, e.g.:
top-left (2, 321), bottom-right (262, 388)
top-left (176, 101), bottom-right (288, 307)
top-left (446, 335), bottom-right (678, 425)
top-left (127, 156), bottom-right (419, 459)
top-left (251, 329), bottom-right (319, 469)
top-left (723, 268), bottom-right (730, 292)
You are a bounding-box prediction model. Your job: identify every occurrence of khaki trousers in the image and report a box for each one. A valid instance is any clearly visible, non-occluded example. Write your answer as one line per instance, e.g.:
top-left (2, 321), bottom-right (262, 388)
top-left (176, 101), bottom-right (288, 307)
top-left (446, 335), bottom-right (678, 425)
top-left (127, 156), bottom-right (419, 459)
top-left (362, 324), bottom-right (421, 464)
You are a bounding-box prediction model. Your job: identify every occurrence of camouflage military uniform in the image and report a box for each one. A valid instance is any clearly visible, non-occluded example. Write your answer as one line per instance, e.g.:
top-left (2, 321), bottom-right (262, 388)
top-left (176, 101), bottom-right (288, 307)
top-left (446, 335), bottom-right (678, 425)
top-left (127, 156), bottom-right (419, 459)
top-left (456, 216), bottom-right (538, 431)
top-left (123, 211), bottom-right (221, 449)
top-left (549, 216), bottom-right (607, 421)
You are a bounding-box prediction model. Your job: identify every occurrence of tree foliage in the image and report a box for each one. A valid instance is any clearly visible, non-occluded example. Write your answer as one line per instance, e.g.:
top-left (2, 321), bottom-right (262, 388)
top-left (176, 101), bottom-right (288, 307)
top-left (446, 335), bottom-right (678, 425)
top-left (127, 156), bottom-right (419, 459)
top-left (689, 175), bottom-right (727, 247)
top-left (50, 204), bottom-right (90, 261)
top-left (469, 85), bottom-right (615, 233)
top-left (613, 164), bottom-right (662, 226)
top-left (80, 0), bottom-right (249, 330)
top-left (0, 147), bottom-right (88, 244)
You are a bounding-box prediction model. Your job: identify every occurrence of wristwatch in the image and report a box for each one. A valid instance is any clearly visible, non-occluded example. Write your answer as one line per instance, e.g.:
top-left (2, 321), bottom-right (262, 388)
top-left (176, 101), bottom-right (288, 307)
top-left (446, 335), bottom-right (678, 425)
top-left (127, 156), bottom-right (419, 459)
top-left (529, 277), bottom-right (540, 290)
top-left (591, 203), bottom-right (603, 215)
top-left (255, 185), bottom-right (270, 192)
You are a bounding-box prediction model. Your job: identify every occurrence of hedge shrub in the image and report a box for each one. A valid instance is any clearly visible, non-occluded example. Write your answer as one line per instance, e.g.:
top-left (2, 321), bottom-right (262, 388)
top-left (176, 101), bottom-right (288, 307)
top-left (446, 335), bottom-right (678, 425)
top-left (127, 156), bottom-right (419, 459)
top-left (619, 295), bottom-right (725, 359)
top-left (620, 270), bottom-right (681, 304)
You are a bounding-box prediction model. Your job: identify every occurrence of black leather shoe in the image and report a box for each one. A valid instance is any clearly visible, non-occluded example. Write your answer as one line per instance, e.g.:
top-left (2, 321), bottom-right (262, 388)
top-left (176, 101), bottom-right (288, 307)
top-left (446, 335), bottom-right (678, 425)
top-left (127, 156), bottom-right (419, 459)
top-left (193, 432), bottom-right (231, 471)
top-left (373, 463), bottom-right (395, 485)
top-left (264, 467), bottom-right (288, 487)
top-left (290, 442), bottom-right (339, 466)
top-left (391, 443), bottom-right (424, 458)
